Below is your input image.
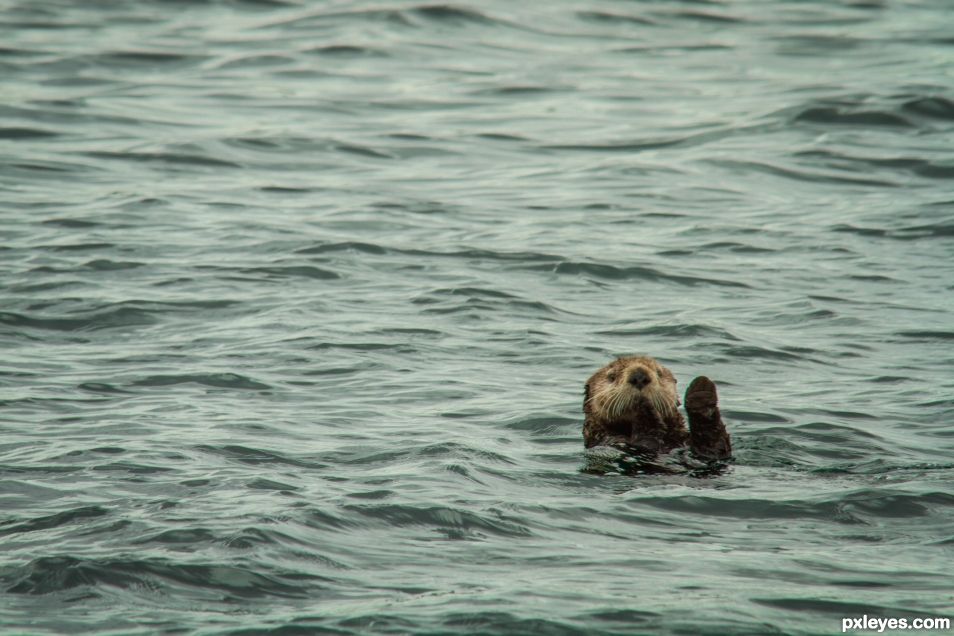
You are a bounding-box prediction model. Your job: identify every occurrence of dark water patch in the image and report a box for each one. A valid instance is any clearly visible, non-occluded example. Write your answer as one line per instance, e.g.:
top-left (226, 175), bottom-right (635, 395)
top-left (0, 307), bottom-right (155, 333)
top-left (716, 159), bottom-right (897, 187)
top-left (238, 265), bottom-right (340, 280)
top-left (215, 53), bottom-right (295, 69)
top-left (334, 142), bottom-right (392, 159)
top-left (196, 445), bottom-right (325, 470)
top-left (346, 489), bottom-right (393, 501)
top-left (9, 160), bottom-right (90, 175)
top-left (261, 7), bottom-right (414, 30)
top-left (532, 261), bottom-right (749, 288)
top-left (84, 151), bottom-right (241, 169)
top-left (666, 10), bottom-right (742, 24)
top-left (723, 410), bottom-right (790, 424)
top-left (581, 608), bottom-right (661, 626)
top-left (247, 478), bottom-right (300, 492)
top-left (411, 286), bottom-right (560, 314)
top-left (709, 343), bottom-right (803, 361)
top-left (697, 241), bottom-right (776, 254)
top-left (296, 241), bottom-right (388, 256)
top-left (83, 259), bottom-right (144, 271)
top-left (302, 507), bottom-right (361, 532)
top-left (39, 242), bottom-right (115, 252)
top-left (304, 45), bottom-right (387, 57)
top-left (91, 462), bottom-right (173, 474)
top-left (40, 218), bottom-right (101, 228)
top-left (306, 341), bottom-right (407, 353)
top-left (545, 137), bottom-right (685, 153)
top-left (796, 150), bottom-right (954, 180)
top-left (775, 34), bottom-right (865, 56)
top-left (131, 373), bottom-right (271, 390)
top-left (3, 556), bottom-right (323, 599)
top-left (833, 221), bottom-right (954, 240)
top-left (0, 127), bottom-right (60, 139)
top-left (440, 613), bottom-right (576, 634)
top-left (504, 416), bottom-right (576, 435)
top-left (476, 85), bottom-right (559, 96)
top-left (595, 323), bottom-right (740, 340)
top-left (96, 50), bottom-right (204, 66)
top-left (841, 490), bottom-right (954, 519)
top-left (577, 11), bottom-right (656, 27)
top-left (324, 441), bottom-right (514, 466)
top-left (343, 504), bottom-right (533, 539)
top-left (475, 132), bottom-right (529, 142)
top-left (223, 527), bottom-right (299, 550)
top-left (893, 330), bottom-right (954, 342)
top-left (135, 528), bottom-right (218, 545)
top-left (410, 5), bottom-right (495, 25)
top-left (258, 185), bottom-right (316, 194)
top-left (0, 464), bottom-right (83, 477)
top-left (901, 96), bottom-right (954, 121)
top-left (866, 375), bottom-right (909, 384)
top-left (751, 597), bottom-right (942, 618)
top-left (637, 495), bottom-right (865, 524)
top-left (0, 506), bottom-right (109, 538)
top-left (794, 106), bottom-right (913, 128)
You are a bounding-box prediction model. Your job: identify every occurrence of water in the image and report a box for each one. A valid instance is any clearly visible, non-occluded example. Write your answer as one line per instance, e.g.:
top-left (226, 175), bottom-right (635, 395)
top-left (2, 0), bottom-right (954, 633)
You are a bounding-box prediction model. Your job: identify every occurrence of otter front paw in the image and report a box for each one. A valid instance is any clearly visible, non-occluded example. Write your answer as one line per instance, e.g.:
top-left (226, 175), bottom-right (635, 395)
top-left (685, 376), bottom-right (732, 461)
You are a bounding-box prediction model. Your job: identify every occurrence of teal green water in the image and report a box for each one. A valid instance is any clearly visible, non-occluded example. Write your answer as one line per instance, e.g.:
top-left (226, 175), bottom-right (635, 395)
top-left (2, 1), bottom-right (954, 634)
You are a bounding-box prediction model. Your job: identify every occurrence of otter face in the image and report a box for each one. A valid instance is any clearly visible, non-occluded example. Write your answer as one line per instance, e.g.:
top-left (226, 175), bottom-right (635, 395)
top-left (584, 356), bottom-right (680, 424)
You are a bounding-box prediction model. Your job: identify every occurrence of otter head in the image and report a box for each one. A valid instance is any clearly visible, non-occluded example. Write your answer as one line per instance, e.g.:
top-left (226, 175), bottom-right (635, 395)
top-left (583, 356), bottom-right (684, 450)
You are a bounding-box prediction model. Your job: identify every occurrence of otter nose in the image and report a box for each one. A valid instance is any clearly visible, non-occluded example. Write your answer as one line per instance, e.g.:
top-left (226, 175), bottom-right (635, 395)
top-left (628, 369), bottom-right (650, 389)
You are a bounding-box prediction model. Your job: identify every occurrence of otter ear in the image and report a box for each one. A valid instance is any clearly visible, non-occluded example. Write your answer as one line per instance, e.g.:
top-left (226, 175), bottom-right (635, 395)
top-left (583, 381), bottom-right (591, 414)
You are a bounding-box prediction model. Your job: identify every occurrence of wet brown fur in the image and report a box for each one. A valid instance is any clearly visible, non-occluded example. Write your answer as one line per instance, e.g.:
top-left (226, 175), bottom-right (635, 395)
top-left (583, 355), bottom-right (731, 460)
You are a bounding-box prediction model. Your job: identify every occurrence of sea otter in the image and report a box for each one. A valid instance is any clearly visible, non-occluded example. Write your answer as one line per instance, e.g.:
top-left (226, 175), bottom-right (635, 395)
top-left (583, 355), bottom-right (731, 461)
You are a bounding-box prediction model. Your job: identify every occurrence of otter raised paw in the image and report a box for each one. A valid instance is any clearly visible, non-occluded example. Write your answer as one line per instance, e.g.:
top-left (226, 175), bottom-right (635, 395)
top-left (684, 376), bottom-right (732, 461)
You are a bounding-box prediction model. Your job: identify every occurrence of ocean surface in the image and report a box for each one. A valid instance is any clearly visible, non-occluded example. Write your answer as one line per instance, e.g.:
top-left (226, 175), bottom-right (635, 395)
top-left (2, 1), bottom-right (954, 634)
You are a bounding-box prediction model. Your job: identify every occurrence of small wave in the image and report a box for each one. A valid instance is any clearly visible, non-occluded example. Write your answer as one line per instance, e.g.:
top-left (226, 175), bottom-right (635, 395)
top-left (91, 462), bottom-right (172, 474)
top-left (95, 50), bottom-right (204, 66)
top-left (0, 506), bottom-right (109, 538)
top-left (893, 330), bottom-right (954, 342)
top-left (237, 265), bottom-right (340, 280)
top-left (3, 556), bottom-right (322, 598)
top-left (752, 598), bottom-right (916, 616)
top-left (439, 613), bottom-right (577, 633)
top-left (304, 45), bottom-right (387, 57)
top-left (82, 259), bottom-right (143, 271)
top-left (715, 159), bottom-right (897, 187)
top-left (594, 323), bottom-right (741, 340)
top-left (832, 221), bottom-right (954, 240)
top-left (195, 444), bottom-right (324, 469)
top-left (577, 11), bottom-right (656, 27)
top-left (343, 503), bottom-right (533, 539)
top-left (536, 261), bottom-right (750, 288)
top-left (410, 5), bottom-right (495, 25)
top-left (670, 10), bottom-right (745, 24)
top-left (0, 307), bottom-right (155, 333)
top-left (132, 373), bottom-right (271, 390)
top-left (40, 218), bottom-right (101, 228)
top-left (902, 96), bottom-right (954, 121)
top-left (296, 241), bottom-right (388, 255)
top-left (794, 106), bottom-right (913, 128)
top-left (84, 151), bottom-right (240, 169)
top-left (78, 382), bottom-right (131, 394)
top-left (796, 150), bottom-right (954, 181)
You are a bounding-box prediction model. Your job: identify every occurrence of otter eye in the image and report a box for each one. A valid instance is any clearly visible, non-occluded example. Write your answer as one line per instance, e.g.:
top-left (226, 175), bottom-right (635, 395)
top-left (606, 372), bottom-right (617, 382)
